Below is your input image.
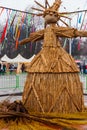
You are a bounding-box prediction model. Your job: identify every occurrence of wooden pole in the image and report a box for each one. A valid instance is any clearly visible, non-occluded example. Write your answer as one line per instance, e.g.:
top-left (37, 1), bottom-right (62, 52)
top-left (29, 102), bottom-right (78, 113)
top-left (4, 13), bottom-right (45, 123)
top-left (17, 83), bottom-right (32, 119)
top-left (69, 19), bottom-right (72, 55)
top-left (44, 0), bottom-right (47, 28)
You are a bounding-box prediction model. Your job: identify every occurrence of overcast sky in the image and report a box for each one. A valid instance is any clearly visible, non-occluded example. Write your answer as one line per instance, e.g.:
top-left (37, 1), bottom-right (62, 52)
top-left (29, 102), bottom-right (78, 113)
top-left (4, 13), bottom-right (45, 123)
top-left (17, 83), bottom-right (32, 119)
top-left (0, 0), bottom-right (87, 12)
top-left (0, 0), bottom-right (87, 27)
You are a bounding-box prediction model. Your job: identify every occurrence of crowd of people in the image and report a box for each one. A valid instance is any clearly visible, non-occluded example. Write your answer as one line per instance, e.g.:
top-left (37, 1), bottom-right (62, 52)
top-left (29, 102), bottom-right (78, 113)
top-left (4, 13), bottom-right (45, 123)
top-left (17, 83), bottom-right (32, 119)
top-left (77, 62), bottom-right (87, 74)
top-left (0, 63), bottom-right (6, 74)
top-left (0, 62), bottom-right (25, 75)
top-left (1, 60), bottom-right (87, 75)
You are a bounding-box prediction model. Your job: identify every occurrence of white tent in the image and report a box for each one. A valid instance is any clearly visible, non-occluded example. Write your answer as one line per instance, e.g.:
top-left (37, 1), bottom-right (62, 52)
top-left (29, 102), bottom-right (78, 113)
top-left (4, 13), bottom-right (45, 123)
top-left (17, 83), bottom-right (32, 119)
top-left (1, 54), bottom-right (35, 73)
top-left (1, 54), bottom-right (35, 63)
top-left (1, 54), bottom-right (12, 62)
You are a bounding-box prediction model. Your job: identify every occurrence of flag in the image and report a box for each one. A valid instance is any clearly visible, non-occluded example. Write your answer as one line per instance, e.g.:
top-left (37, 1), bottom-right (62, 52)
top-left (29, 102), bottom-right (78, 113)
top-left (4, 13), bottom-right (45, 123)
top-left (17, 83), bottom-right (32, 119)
top-left (83, 23), bottom-right (87, 30)
top-left (0, 19), bottom-right (8, 43)
top-left (15, 29), bottom-right (20, 49)
top-left (76, 13), bottom-right (82, 28)
top-left (15, 13), bottom-right (26, 49)
top-left (14, 12), bottom-right (22, 38)
top-left (27, 14), bottom-right (31, 26)
top-left (0, 8), bottom-right (4, 16)
top-left (7, 10), bottom-right (17, 31)
top-left (9, 12), bottom-right (17, 36)
top-left (78, 13), bottom-right (82, 23)
top-left (77, 38), bottom-right (82, 51)
top-left (0, 9), bottom-right (12, 43)
top-left (76, 13), bottom-right (79, 28)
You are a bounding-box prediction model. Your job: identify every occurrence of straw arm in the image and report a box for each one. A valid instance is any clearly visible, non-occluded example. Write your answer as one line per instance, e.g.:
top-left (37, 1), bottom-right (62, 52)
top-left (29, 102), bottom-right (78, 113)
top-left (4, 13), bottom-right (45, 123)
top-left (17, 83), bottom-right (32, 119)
top-left (75, 30), bottom-right (87, 37)
top-left (53, 27), bottom-right (87, 38)
top-left (19, 38), bottom-right (31, 45)
top-left (19, 30), bottom-right (44, 45)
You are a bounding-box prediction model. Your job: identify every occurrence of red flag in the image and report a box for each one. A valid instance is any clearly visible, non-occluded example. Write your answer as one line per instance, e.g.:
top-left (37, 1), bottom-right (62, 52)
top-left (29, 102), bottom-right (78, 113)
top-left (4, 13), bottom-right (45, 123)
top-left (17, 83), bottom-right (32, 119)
top-left (0, 20), bottom-right (8, 43)
top-left (77, 38), bottom-right (81, 51)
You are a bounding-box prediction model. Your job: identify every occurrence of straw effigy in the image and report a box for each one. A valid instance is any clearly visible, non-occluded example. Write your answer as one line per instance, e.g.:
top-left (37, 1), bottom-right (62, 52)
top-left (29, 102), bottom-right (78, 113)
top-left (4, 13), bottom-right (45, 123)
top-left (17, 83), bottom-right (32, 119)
top-left (1, 0), bottom-right (87, 130)
top-left (19, 0), bottom-right (87, 114)
top-left (22, 26), bottom-right (85, 114)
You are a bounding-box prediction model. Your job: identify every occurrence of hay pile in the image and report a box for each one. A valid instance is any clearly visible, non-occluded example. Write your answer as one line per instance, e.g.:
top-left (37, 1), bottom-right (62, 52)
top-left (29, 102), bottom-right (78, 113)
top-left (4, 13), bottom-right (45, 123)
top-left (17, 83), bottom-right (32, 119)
top-left (0, 100), bottom-right (87, 130)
